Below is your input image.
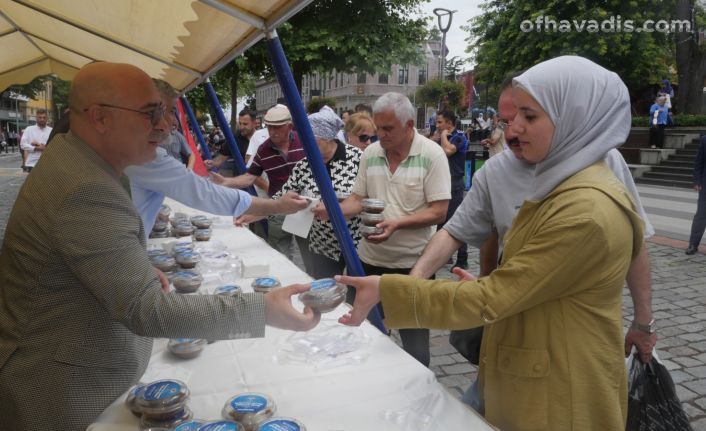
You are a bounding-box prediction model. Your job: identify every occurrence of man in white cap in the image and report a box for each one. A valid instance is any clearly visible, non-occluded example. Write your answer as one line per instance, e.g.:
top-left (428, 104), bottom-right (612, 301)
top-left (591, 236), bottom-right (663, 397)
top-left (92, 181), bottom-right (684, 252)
top-left (213, 104), bottom-right (305, 258)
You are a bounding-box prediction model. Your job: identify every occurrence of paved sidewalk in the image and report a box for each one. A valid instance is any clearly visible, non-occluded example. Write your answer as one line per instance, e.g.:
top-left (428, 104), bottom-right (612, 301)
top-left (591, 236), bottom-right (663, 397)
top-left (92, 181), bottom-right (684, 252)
top-left (401, 241), bottom-right (706, 430)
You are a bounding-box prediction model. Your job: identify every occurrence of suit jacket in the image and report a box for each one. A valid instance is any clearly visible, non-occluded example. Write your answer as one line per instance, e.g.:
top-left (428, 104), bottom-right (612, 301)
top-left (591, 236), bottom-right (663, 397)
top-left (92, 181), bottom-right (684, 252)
top-left (0, 132), bottom-right (266, 431)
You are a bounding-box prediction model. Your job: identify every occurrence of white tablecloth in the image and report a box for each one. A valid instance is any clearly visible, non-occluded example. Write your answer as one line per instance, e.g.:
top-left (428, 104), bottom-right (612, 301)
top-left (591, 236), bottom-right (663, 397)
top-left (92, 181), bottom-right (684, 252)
top-left (88, 199), bottom-right (494, 431)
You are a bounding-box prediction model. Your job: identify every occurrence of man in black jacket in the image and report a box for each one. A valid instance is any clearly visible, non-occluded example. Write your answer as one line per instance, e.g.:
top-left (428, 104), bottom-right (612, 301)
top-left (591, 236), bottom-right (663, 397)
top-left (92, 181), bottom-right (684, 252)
top-left (686, 135), bottom-right (706, 254)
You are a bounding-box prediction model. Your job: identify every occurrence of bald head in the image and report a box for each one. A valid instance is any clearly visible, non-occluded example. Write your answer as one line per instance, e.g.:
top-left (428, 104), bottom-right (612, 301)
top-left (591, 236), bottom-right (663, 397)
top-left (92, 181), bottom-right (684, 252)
top-left (68, 62), bottom-right (164, 173)
top-left (69, 63), bottom-right (155, 111)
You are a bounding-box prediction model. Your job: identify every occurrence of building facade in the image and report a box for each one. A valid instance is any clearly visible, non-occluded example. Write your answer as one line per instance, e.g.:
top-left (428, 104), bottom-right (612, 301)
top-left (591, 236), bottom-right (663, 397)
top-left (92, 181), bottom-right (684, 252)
top-left (255, 40), bottom-right (444, 127)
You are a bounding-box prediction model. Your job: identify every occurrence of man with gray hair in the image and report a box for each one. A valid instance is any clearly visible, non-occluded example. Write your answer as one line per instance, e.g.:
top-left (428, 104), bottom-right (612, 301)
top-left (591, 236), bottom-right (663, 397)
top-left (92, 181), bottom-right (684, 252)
top-left (315, 92), bottom-right (451, 366)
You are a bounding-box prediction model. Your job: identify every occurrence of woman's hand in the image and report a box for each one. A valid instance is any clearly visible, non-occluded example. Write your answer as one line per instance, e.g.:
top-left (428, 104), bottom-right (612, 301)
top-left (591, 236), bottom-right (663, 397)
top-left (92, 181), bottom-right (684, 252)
top-left (335, 275), bottom-right (381, 326)
top-left (313, 202), bottom-right (329, 221)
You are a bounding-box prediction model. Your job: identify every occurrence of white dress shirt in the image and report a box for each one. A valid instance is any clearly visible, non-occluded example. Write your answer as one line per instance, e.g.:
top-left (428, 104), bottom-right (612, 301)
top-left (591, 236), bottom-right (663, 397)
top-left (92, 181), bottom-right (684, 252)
top-left (20, 124), bottom-right (52, 167)
top-left (245, 128), bottom-right (270, 167)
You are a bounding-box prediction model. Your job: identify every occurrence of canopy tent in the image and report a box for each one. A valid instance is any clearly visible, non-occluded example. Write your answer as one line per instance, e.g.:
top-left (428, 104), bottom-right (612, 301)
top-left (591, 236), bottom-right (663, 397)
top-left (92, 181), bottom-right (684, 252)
top-left (0, 0), bottom-right (386, 332)
top-left (0, 0), bottom-right (311, 92)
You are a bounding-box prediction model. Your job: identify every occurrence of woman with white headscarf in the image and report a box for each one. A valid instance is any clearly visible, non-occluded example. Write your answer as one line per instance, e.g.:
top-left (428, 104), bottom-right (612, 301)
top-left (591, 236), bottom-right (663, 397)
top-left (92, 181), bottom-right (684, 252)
top-left (332, 57), bottom-right (644, 430)
top-left (268, 106), bottom-right (363, 277)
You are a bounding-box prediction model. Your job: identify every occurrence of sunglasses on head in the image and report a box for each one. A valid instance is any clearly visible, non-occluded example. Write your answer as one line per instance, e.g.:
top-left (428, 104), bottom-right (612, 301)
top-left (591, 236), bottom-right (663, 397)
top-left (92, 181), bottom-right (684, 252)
top-left (357, 134), bottom-right (378, 143)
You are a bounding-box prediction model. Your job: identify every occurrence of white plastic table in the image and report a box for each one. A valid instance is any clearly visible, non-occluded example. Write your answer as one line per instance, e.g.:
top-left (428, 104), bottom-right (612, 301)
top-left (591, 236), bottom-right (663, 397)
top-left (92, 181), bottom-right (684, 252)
top-left (88, 200), bottom-right (495, 431)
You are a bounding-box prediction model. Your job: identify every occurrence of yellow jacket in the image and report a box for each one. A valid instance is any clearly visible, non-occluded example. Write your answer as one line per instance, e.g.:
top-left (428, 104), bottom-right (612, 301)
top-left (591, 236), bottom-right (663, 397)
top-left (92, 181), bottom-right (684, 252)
top-left (380, 162), bottom-right (644, 430)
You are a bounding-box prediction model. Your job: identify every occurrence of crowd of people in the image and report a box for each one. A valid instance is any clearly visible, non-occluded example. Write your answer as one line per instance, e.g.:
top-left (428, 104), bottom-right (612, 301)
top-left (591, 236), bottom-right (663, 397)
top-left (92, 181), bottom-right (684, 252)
top-left (0, 56), bottom-right (666, 431)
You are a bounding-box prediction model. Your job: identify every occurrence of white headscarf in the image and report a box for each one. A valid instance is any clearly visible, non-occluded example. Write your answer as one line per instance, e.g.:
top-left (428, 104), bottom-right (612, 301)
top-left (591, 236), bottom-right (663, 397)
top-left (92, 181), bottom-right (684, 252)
top-left (513, 56), bottom-right (631, 200)
top-left (308, 106), bottom-right (344, 140)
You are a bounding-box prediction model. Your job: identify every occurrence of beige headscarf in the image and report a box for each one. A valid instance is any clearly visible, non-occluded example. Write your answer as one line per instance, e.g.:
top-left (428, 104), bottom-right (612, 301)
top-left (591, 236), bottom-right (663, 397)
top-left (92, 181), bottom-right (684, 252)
top-left (513, 56), bottom-right (631, 200)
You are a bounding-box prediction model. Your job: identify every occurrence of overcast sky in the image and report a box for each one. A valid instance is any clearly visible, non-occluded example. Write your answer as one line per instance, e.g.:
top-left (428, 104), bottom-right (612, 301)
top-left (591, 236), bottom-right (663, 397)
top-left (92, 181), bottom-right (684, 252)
top-left (418, 0), bottom-right (484, 69)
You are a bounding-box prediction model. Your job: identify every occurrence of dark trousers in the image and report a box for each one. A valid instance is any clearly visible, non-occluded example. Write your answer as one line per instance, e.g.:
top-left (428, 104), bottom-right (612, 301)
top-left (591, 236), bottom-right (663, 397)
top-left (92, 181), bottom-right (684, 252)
top-left (308, 252), bottom-right (346, 279)
top-left (649, 125), bottom-right (666, 148)
top-left (294, 235), bottom-right (314, 275)
top-left (438, 177), bottom-right (468, 264)
top-left (354, 261), bottom-right (432, 367)
top-left (689, 187), bottom-right (706, 247)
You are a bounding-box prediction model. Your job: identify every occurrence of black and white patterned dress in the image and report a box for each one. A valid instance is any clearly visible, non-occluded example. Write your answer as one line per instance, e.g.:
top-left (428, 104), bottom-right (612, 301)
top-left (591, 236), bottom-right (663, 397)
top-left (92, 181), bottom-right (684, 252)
top-left (273, 141), bottom-right (362, 261)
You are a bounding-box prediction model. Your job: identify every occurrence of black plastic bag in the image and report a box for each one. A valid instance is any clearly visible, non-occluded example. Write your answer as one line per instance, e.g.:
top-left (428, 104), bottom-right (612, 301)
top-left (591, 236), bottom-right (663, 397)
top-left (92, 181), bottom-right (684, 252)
top-left (449, 327), bottom-right (483, 365)
top-left (626, 353), bottom-right (692, 431)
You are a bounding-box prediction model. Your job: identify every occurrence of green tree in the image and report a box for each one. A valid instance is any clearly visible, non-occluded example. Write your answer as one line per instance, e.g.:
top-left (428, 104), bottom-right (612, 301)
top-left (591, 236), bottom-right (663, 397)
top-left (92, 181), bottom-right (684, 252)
top-left (415, 79), bottom-right (466, 111)
top-left (444, 56), bottom-right (468, 81)
top-left (2, 75), bottom-right (49, 99)
top-left (51, 77), bottom-right (70, 120)
top-left (278, 0), bottom-right (429, 89)
top-left (185, 0), bottom-right (430, 131)
top-left (675, 0), bottom-right (706, 114)
top-left (465, 0), bottom-right (673, 101)
top-left (235, 0), bottom-right (429, 96)
top-left (306, 97), bottom-right (337, 113)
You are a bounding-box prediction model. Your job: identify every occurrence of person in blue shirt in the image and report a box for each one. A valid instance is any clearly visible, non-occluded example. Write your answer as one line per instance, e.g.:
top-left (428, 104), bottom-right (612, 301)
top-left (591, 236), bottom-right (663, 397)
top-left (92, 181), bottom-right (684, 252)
top-left (434, 109), bottom-right (470, 269)
top-left (648, 95), bottom-right (668, 149)
top-left (123, 79), bottom-right (309, 235)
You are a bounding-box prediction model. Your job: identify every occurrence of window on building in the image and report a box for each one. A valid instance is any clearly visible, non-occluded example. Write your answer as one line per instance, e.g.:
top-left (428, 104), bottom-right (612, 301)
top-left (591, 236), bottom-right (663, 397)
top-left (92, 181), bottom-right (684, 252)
top-left (418, 68), bottom-right (427, 85)
top-left (378, 74), bottom-right (388, 84)
top-left (398, 65), bottom-right (409, 85)
top-left (357, 73), bottom-right (367, 84)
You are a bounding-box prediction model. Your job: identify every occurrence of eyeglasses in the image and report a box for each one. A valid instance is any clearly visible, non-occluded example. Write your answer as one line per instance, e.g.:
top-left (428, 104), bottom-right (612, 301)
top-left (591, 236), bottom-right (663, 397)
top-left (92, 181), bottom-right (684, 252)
top-left (85, 103), bottom-right (166, 126)
top-left (357, 134), bottom-right (378, 143)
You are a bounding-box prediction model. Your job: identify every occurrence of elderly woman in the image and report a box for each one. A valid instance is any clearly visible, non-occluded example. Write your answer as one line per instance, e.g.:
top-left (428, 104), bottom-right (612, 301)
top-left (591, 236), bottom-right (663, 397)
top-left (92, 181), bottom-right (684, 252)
top-left (333, 56), bottom-right (644, 430)
top-left (271, 106), bottom-right (363, 278)
top-left (344, 112), bottom-right (377, 151)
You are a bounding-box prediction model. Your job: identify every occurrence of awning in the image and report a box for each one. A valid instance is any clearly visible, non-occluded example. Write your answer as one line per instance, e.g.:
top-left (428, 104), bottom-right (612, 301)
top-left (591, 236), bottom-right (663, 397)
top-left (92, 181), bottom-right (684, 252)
top-left (0, 0), bottom-right (313, 92)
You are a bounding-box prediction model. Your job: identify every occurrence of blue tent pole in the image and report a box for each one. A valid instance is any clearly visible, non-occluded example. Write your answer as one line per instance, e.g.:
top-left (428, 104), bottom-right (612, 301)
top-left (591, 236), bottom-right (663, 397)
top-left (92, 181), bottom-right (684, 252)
top-left (265, 29), bottom-right (386, 334)
top-left (179, 96), bottom-right (212, 161)
top-left (203, 79), bottom-right (247, 176)
top-left (203, 79), bottom-right (258, 198)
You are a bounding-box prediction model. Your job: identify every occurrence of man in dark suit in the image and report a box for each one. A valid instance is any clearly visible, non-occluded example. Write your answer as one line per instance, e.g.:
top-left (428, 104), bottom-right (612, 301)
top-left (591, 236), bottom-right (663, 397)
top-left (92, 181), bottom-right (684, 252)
top-left (687, 135), bottom-right (706, 254)
top-left (0, 62), bottom-right (320, 431)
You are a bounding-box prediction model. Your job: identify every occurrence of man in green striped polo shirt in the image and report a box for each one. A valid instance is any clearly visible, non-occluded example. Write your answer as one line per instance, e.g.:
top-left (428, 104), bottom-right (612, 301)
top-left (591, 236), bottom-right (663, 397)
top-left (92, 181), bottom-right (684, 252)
top-left (316, 92), bottom-right (451, 366)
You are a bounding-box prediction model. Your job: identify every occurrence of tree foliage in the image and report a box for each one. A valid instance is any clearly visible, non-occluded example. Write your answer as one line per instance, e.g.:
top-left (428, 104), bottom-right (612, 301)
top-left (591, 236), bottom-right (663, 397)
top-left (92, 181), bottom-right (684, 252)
top-left (184, 55), bottom-right (259, 128)
top-left (675, 0), bottom-right (706, 114)
top-left (444, 56), bottom-right (468, 81)
top-left (224, 0), bottom-right (430, 98)
top-left (276, 0), bottom-right (430, 84)
top-left (415, 79), bottom-right (466, 111)
top-left (185, 0), bottom-right (430, 129)
top-left (306, 97), bottom-right (337, 113)
top-left (465, 0), bottom-right (674, 96)
top-left (2, 75), bottom-right (49, 99)
top-left (51, 77), bottom-right (70, 120)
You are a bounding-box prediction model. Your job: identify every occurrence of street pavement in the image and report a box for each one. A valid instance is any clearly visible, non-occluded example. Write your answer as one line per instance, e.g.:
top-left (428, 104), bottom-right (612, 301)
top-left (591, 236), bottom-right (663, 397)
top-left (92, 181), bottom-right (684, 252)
top-left (1, 149), bottom-right (706, 428)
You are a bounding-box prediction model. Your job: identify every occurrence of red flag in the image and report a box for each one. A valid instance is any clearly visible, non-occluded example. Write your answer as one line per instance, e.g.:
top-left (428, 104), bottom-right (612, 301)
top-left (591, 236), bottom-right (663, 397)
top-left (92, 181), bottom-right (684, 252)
top-left (176, 99), bottom-right (208, 177)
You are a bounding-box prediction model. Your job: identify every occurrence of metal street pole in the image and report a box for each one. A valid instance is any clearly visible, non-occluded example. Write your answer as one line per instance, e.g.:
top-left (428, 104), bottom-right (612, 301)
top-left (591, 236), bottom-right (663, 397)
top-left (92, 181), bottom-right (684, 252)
top-left (433, 8), bottom-right (456, 81)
